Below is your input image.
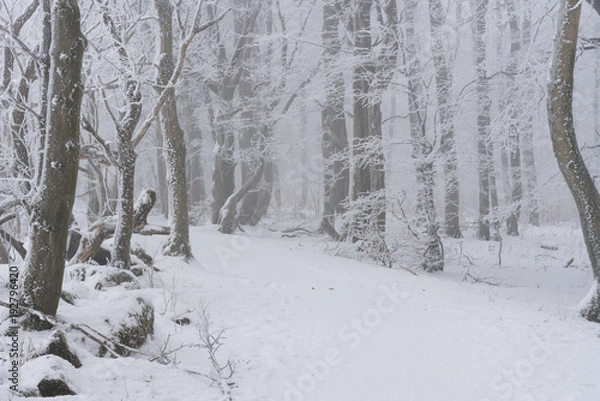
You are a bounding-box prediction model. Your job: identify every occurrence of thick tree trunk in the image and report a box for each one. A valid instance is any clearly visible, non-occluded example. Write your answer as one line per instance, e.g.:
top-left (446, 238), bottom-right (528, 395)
top-left (23, 0), bottom-right (85, 317)
top-left (428, 0), bottom-right (461, 239)
top-left (321, 1), bottom-right (349, 235)
top-left (154, 0), bottom-right (191, 260)
top-left (548, 0), bottom-right (600, 322)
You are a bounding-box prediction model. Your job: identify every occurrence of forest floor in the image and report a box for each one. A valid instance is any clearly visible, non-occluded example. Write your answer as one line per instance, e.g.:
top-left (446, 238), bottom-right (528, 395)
top-left (1, 222), bottom-right (600, 400)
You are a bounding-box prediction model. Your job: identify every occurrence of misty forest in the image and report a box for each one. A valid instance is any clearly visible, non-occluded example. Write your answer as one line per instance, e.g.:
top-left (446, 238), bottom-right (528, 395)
top-left (1, 0), bottom-right (600, 399)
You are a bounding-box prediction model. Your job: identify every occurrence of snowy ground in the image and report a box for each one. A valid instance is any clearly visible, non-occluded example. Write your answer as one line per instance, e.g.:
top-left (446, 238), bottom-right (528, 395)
top-left (1, 223), bottom-right (600, 400)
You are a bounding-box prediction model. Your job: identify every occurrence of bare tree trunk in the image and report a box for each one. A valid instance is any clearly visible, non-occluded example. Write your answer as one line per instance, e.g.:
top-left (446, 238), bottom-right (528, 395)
top-left (521, 7), bottom-right (540, 226)
top-left (10, 59), bottom-right (36, 190)
top-left (181, 94), bottom-right (206, 207)
top-left (35, 0), bottom-right (51, 187)
top-left (321, 0), bottom-right (349, 236)
top-left (548, 0), bottom-right (600, 323)
top-left (406, 0), bottom-right (443, 272)
top-left (238, 0), bottom-right (272, 226)
top-left (206, 0), bottom-right (254, 224)
top-left (2, 2), bottom-right (39, 189)
top-left (504, 0), bottom-right (522, 236)
top-left (219, 157), bottom-right (265, 234)
top-left (297, 98), bottom-right (309, 211)
top-left (210, 102), bottom-right (236, 224)
top-left (472, 0), bottom-right (494, 241)
top-left (428, 0), bottom-right (462, 239)
top-left (351, 0), bottom-right (396, 236)
top-left (154, 0), bottom-right (191, 260)
top-left (98, 5), bottom-right (143, 269)
top-left (23, 0), bottom-right (85, 317)
top-left (155, 125), bottom-right (169, 218)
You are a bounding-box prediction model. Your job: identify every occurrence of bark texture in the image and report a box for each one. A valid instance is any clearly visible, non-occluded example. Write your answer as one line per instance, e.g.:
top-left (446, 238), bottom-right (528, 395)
top-left (99, 5), bottom-right (143, 269)
top-left (23, 0), bottom-right (85, 317)
top-left (154, 0), bottom-right (192, 260)
top-left (548, 0), bottom-right (600, 322)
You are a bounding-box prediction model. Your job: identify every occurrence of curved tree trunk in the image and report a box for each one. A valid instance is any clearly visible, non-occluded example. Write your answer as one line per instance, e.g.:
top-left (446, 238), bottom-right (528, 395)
top-left (23, 0), bottom-right (85, 317)
top-left (548, 0), bottom-right (600, 322)
top-left (219, 160), bottom-right (265, 234)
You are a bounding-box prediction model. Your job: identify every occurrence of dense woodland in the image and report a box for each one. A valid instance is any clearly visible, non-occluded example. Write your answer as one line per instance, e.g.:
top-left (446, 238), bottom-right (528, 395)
top-left (2, 0), bottom-right (600, 328)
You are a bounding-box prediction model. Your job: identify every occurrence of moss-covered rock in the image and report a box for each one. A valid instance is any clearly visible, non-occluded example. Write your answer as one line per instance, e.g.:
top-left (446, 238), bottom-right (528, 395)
top-left (42, 330), bottom-right (82, 368)
top-left (99, 296), bottom-right (154, 357)
top-left (22, 313), bottom-right (53, 331)
top-left (38, 378), bottom-right (76, 397)
top-left (20, 355), bottom-right (77, 397)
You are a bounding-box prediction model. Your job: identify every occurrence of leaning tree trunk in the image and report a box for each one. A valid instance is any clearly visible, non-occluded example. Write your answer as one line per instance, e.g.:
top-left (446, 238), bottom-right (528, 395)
top-left (321, 0), bottom-right (349, 237)
top-left (548, 0), bottom-right (600, 323)
top-left (154, 0), bottom-right (191, 260)
top-left (219, 153), bottom-right (265, 234)
top-left (23, 0), bottom-right (85, 318)
top-left (428, 0), bottom-right (461, 239)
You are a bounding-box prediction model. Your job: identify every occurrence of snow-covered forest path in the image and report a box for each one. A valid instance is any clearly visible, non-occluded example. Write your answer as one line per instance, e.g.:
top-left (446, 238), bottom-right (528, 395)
top-left (6, 225), bottom-right (600, 401)
top-left (130, 226), bottom-right (600, 401)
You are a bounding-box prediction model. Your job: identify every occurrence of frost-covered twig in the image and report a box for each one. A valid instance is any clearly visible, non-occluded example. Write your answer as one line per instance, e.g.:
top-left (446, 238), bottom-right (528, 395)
top-left (196, 304), bottom-right (236, 401)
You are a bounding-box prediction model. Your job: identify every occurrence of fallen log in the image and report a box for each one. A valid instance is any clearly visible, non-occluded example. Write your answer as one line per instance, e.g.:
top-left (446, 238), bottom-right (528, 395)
top-left (71, 188), bottom-right (168, 264)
